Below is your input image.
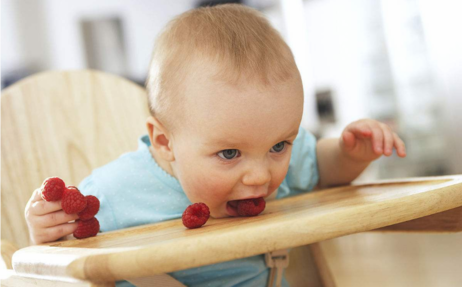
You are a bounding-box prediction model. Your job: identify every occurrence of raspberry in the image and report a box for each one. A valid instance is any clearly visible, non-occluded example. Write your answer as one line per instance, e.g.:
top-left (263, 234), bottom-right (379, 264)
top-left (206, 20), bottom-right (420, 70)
top-left (73, 217), bottom-right (100, 239)
top-left (61, 186), bottom-right (87, 214)
top-left (40, 177), bottom-right (65, 201)
top-left (237, 197), bottom-right (266, 216)
top-left (182, 203), bottom-right (210, 229)
top-left (78, 195), bottom-right (100, 220)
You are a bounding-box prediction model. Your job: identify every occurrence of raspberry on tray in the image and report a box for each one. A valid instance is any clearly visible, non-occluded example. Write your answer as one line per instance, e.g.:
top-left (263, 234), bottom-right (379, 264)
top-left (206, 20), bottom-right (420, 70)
top-left (182, 202), bottom-right (210, 229)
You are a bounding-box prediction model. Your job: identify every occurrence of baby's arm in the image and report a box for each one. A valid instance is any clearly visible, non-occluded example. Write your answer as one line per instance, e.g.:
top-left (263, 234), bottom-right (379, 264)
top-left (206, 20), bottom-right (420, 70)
top-left (25, 188), bottom-right (79, 245)
top-left (316, 119), bottom-right (406, 188)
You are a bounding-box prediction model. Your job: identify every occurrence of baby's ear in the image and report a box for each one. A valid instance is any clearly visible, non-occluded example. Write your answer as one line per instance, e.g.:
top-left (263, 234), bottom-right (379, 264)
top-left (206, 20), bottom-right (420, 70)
top-left (146, 116), bottom-right (175, 161)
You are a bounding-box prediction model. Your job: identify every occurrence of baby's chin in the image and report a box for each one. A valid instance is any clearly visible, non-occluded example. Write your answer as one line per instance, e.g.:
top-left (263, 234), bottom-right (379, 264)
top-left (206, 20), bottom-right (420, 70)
top-left (208, 206), bottom-right (233, 219)
top-left (209, 202), bottom-right (239, 219)
top-left (209, 211), bottom-right (231, 219)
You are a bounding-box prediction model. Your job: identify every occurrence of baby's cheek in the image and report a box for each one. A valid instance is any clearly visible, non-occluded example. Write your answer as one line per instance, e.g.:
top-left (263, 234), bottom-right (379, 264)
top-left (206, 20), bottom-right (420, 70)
top-left (188, 176), bottom-right (230, 218)
top-left (277, 169), bottom-right (288, 184)
top-left (271, 164), bottom-right (290, 190)
top-left (188, 173), bottom-right (230, 202)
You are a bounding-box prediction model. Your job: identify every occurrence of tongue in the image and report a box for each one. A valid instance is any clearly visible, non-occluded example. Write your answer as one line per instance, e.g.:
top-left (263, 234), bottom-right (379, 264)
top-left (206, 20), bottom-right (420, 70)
top-left (228, 200), bottom-right (239, 208)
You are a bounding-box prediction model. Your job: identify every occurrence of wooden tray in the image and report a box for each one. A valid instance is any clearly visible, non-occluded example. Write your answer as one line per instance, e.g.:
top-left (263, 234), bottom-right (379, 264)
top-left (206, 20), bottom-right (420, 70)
top-left (12, 175), bottom-right (462, 283)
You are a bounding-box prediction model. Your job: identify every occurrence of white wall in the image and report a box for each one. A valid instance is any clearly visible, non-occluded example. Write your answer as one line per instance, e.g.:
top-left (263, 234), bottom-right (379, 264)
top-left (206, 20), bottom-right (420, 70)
top-left (418, 0), bottom-right (462, 173)
top-left (2, 0), bottom-right (52, 73)
top-left (302, 0), bottom-right (462, 177)
top-left (43, 0), bottom-right (197, 81)
top-left (2, 0), bottom-right (23, 72)
top-left (303, 0), bottom-right (370, 136)
top-left (1, 0), bottom-right (196, 82)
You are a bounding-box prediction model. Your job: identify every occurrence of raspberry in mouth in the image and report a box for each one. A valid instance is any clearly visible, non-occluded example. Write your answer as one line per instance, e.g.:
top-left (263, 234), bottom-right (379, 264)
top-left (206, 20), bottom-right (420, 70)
top-left (227, 197), bottom-right (266, 217)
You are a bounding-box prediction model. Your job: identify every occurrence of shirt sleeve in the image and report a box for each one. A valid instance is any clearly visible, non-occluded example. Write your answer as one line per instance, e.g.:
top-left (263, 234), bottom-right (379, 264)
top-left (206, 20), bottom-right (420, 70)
top-left (277, 126), bottom-right (319, 199)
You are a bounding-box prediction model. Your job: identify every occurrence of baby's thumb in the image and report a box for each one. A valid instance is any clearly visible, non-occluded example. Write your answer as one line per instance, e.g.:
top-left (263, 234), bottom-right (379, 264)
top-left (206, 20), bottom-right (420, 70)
top-left (32, 188), bottom-right (43, 202)
top-left (341, 131), bottom-right (356, 151)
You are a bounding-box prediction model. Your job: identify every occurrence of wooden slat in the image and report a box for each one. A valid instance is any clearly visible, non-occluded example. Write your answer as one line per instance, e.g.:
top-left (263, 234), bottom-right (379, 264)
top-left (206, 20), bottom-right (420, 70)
top-left (11, 175), bottom-right (462, 283)
top-left (310, 243), bottom-right (336, 287)
top-left (375, 206), bottom-right (462, 232)
top-left (285, 245), bottom-right (323, 287)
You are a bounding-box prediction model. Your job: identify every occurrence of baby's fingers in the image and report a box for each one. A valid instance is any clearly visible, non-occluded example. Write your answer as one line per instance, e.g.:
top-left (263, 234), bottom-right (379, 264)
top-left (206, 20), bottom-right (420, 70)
top-left (369, 123), bottom-right (384, 154)
top-left (31, 188), bottom-right (43, 202)
top-left (30, 198), bottom-right (64, 216)
top-left (393, 132), bottom-right (407, 157)
top-left (345, 122), bottom-right (372, 138)
top-left (380, 123), bottom-right (394, 156)
top-left (34, 210), bottom-right (80, 228)
top-left (37, 222), bottom-right (79, 244)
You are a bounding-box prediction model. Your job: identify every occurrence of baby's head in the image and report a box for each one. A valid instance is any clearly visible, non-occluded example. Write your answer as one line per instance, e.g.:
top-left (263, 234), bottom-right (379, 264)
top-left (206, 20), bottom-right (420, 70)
top-left (145, 4), bottom-right (304, 218)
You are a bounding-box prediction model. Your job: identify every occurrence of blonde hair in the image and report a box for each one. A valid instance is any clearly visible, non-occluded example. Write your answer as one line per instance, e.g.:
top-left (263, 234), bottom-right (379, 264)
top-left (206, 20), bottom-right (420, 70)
top-left (146, 4), bottom-right (299, 131)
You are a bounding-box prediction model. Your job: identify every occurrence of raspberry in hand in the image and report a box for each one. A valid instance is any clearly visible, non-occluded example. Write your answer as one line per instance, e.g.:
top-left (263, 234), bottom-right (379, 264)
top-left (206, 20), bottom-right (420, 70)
top-left (40, 177), bottom-right (66, 202)
top-left (78, 195), bottom-right (100, 220)
top-left (182, 203), bottom-right (210, 229)
top-left (61, 186), bottom-right (87, 214)
top-left (73, 217), bottom-right (100, 239)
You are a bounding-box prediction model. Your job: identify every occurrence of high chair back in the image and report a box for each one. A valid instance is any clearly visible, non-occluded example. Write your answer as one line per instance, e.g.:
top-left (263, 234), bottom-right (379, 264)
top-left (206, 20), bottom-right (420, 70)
top-left (1, 70), bottom-right (150, 249)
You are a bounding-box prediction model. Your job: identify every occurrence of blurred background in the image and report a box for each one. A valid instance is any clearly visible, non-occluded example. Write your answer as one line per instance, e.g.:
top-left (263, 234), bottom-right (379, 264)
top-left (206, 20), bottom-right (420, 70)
top-left (2, 0), bottom-right (462, 181)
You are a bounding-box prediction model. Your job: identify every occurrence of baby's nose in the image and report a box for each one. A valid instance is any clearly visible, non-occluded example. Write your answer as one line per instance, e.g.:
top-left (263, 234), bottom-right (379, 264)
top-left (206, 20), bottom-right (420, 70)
top-left (242, 161), bottom-right (271, 186)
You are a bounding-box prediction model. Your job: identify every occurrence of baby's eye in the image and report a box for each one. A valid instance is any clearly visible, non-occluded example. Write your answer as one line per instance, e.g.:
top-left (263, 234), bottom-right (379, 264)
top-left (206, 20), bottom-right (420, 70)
top-left (218, 149), bottom-right (240, 160)
top-left (270, 141), bottom-right (286, 153)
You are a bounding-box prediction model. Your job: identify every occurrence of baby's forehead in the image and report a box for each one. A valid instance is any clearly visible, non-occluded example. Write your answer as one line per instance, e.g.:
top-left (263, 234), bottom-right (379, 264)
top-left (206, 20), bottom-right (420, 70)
top-left (171, 59), bottom-right (303, 139)
top-left (183, 83), bottom-right (296, 119)
top-left (180, 86), bottom-right (302, 146)
top-left (185, 59), bottom-right (299, 94)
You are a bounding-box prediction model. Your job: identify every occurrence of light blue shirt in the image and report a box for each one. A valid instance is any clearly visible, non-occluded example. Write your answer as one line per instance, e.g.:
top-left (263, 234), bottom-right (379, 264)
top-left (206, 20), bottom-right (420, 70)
top-left (79, 126), bottom-right (319, 287)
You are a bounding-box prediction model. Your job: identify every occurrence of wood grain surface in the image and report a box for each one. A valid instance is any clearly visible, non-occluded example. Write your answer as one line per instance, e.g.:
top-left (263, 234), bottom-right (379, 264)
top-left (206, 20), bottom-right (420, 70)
top-left (318, 232), bottom-right (462, 287)
top-left (12, 175), bottom-right (462, 282)
top-left (375, 206), bottom-right (462, 232)
top-left (1, 70), bottom-right (150, 248)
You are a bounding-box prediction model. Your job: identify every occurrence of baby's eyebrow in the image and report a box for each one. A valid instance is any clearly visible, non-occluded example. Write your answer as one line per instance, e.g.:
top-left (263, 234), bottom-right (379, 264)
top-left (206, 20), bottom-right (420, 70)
top-left (285, 129), bottom-right (299, 139)
top-left (207, 138), bottom-right (243, 148)
top-left (206, 128), bottom-right (299, 148)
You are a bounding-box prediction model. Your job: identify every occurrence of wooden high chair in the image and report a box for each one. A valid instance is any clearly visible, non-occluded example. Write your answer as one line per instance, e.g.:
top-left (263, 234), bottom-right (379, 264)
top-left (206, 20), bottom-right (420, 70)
top-left (2, 70), bottom-right (462, 287)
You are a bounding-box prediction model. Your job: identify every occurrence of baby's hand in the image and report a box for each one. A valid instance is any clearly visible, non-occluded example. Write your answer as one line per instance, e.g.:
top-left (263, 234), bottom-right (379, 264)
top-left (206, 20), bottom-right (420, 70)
top-left (339, 118), bottom-right (406, 163)
top-left (25, 188), bottom-right (79, 245)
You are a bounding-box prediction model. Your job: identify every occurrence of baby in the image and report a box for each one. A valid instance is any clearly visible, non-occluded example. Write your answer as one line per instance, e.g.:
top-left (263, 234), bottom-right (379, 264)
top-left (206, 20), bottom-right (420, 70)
top-left (25, 4), bottom-right (406, 287)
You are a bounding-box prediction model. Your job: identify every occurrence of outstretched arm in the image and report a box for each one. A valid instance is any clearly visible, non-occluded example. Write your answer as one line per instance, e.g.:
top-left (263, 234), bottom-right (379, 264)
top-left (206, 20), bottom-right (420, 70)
top-left (316, 119), bottom-right (406, 188)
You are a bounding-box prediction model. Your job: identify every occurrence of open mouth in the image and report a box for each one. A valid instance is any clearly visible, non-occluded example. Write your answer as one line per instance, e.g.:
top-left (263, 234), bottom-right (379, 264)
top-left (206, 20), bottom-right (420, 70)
top-left (226, 197), bottom-right (266, 217)
top-left (226, 200), bottom-right (239, 217)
